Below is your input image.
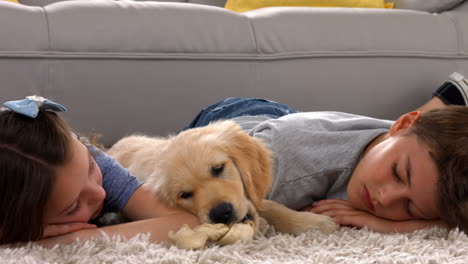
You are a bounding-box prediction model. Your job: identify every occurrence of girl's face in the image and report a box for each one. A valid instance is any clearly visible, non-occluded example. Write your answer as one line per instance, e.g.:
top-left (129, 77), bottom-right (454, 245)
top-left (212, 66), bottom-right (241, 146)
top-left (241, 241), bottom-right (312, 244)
top-left (44, 137), bottom-right (105, 225)
top-left (347, 112), bottom-right (440, 221)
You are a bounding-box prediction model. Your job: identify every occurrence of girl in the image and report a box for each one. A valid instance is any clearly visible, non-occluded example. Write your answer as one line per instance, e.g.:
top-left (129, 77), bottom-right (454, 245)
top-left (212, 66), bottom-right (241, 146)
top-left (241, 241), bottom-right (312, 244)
top-left (0, 96), bottom-right (199, 247)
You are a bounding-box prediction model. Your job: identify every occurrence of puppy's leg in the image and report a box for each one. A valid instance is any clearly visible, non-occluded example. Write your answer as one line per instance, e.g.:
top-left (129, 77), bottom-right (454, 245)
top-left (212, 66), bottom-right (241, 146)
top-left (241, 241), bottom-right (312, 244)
top-left (259, 200), bottom-right (338, 235)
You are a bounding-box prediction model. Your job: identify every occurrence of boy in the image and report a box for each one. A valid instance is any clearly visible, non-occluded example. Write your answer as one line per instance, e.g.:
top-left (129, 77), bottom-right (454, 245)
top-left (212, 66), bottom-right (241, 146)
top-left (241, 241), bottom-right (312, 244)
top-left (184, 73), bottom-right (468, 234)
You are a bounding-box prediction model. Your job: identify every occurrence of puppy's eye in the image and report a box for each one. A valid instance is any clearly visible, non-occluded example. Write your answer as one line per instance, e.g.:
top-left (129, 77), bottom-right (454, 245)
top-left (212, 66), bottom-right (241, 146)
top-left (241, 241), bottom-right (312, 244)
top-left (179, 192), bottom-right (193, 199)
top-left (211, 164), bottom-right (225, 177)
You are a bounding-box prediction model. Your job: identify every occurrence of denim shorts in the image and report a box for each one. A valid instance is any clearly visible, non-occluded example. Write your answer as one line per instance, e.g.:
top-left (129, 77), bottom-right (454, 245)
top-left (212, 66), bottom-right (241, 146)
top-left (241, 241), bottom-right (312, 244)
top-left (182, 97), bottom-right (299, 131)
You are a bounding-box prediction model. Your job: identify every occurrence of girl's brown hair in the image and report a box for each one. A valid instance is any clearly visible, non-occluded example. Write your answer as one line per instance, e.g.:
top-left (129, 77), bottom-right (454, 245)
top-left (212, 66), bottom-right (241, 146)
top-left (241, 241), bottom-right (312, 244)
top-left (408, 106), bottom-right (468, 233)
top-left (0, 109), bottom-right (73, 244)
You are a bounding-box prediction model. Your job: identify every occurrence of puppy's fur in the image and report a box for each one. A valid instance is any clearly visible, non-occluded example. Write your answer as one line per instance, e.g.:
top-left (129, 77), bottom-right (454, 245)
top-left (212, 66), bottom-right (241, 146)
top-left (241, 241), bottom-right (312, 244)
top-left (108, 121), bottom-right (337, 235)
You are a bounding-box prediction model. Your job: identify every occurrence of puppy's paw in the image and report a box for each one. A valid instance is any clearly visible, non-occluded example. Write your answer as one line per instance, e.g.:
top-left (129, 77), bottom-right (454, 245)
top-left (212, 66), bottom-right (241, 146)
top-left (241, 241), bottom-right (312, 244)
top-left (312, 214), bottom-right (338, 234)
top-left (289, 212), bottom-right (338, 235)
top-left (257, 217), bottom-right (269, 235)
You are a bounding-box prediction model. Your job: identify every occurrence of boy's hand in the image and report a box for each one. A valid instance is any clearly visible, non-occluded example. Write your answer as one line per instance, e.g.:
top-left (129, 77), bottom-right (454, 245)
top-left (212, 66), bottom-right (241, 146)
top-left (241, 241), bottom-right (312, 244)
top-left (303, 199), bottom-right (392, 232)
top-left (303, 199), bottom-right (446, 233)
top-left (43, 222), bottom-right (97, 238)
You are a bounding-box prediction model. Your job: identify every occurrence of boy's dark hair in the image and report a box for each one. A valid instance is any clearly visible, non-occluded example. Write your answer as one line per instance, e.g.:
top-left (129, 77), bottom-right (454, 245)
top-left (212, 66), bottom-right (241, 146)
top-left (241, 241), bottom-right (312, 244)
top-left (409, 105), bottom-right (468, 233)
top-left (0, 109), bottom-right (73, 244)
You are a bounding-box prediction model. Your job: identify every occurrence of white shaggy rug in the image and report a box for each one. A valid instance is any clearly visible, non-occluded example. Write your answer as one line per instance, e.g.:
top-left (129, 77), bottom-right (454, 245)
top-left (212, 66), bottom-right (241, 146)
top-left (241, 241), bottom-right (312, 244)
top-left (1, 226), bottom-right (468, 264)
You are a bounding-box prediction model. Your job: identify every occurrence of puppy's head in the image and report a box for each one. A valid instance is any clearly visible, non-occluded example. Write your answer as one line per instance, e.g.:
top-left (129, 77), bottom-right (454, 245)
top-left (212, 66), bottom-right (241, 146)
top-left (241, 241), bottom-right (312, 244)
top-left (146, 120), bottom-right (272, 226)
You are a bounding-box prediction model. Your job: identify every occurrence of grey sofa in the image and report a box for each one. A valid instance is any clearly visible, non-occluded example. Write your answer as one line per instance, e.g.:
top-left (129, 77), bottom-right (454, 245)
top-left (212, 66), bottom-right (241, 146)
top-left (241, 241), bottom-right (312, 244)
top-left (1, 0), bottom-right (468, 146)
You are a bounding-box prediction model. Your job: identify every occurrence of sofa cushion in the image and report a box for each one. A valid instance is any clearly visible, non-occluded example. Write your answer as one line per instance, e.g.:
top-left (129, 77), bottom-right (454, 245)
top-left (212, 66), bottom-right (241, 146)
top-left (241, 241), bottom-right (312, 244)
top-left (0, 3), bottom-right (49, 50)
top-left (225, 0), bottom-right (392, 13)
top-left (393, 0), bottom-right (465, 13)
top-left (245, 7), bottom-right (458, 54)
top-left (44, 1), bottom-right (256, 53)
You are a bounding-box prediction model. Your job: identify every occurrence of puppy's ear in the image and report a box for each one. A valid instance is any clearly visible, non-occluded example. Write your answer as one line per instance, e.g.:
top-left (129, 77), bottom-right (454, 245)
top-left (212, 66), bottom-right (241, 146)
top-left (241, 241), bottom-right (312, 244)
top-left (215, 121), bottom-right (272, 208)
top-left (145, 170), bottom-right (174, 206)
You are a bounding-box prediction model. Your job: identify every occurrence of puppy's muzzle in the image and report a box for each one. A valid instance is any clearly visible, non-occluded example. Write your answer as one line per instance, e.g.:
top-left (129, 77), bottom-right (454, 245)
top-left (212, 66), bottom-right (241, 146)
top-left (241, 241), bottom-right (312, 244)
top-left (209, 202), bottom-right (254, 224)
top-left (209, 202), bottom-right (235, 224)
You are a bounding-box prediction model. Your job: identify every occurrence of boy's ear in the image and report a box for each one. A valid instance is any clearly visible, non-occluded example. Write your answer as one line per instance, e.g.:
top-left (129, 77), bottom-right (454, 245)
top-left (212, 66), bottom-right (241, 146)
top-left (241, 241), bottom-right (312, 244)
top-left (389, 111), bottom-right (422, 136)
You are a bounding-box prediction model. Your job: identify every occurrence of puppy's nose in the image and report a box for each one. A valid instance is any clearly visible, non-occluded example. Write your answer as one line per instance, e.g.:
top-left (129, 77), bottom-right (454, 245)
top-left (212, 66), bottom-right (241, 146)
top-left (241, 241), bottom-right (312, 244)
top-left (209, 202), bottom-right (235, 224)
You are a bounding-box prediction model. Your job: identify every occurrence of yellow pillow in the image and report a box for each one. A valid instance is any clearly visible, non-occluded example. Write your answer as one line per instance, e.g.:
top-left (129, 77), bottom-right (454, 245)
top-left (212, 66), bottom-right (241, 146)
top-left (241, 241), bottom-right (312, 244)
top-left (2, 0), bottom-right (19, 3)
top-left (225, 0), bottom-right (394, 13)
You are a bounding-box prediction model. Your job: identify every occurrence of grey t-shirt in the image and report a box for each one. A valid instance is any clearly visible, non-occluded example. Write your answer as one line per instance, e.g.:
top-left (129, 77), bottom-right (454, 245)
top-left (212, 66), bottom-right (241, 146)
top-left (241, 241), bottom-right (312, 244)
top-left (232, 111), bottom-right (393, 210)
top-left (85, 142), bottom-right (143, 216)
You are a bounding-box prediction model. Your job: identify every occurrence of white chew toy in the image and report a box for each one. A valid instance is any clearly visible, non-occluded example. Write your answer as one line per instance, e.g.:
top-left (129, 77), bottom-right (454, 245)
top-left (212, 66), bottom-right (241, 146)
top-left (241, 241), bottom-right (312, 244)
top-left (168, 221), bottom-right (255, 250)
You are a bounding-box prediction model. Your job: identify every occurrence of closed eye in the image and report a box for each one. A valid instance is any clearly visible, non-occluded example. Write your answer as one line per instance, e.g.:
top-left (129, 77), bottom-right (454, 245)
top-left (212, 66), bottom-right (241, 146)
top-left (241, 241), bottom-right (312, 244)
top-left (179, 192), bottom-right (193, 199)
top-left (211, 163), bottom-right (225, 177)
top-left (66, 200), bottom-right (81, 216)
top-left (393, 162), bottom-right (414, 217)
top-left (392, 162), bottom-right (402, 183)
top-left (405, 200), bottom-right (414, 218)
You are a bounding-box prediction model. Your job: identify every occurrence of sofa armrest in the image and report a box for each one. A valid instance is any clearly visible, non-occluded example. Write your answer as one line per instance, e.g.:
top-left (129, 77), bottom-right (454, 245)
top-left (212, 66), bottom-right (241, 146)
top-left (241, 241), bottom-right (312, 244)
top-left (444, 0), bottom-right (468, 55)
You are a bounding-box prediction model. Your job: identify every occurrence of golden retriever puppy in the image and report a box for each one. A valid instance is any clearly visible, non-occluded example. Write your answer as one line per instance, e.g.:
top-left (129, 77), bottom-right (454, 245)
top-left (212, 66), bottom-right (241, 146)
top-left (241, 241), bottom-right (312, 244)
top-left (107, 121), bottom-right (337, 235)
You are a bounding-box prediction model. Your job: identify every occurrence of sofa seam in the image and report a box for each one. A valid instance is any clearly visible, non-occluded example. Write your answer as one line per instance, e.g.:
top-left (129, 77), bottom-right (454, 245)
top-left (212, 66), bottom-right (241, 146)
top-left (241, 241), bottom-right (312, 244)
top-left (0, 51), bottom-right (464, 60)
top-left (244, 16), bottom-right (260, 92)
top-left (246, 16), bottom-right (259, 54)
top-left (42, 7), bottom-right (51, 51)
top-left (42, 6), bottom-right (51, 96)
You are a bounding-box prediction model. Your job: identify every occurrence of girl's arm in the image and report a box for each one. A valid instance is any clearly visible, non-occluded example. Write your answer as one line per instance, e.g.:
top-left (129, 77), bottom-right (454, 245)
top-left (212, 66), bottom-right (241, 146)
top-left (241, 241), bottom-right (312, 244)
top-left (38, 210), bottom-right (199, 248)
top-left (39, 185), bottom-right (200, 247)
top-left (303, 199), bottom-right (447, 233)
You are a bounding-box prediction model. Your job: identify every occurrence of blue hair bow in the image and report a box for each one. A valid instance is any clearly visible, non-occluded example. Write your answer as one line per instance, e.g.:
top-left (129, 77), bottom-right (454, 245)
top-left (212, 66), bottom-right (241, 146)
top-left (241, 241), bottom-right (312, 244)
top-left (3, 95), bottom-right (67, 118)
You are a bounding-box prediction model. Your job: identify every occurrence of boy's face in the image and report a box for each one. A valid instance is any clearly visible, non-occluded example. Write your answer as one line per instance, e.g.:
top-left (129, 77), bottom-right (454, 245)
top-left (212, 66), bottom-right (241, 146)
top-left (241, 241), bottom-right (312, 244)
top-left (347, 112), bottom-right (440, 221)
